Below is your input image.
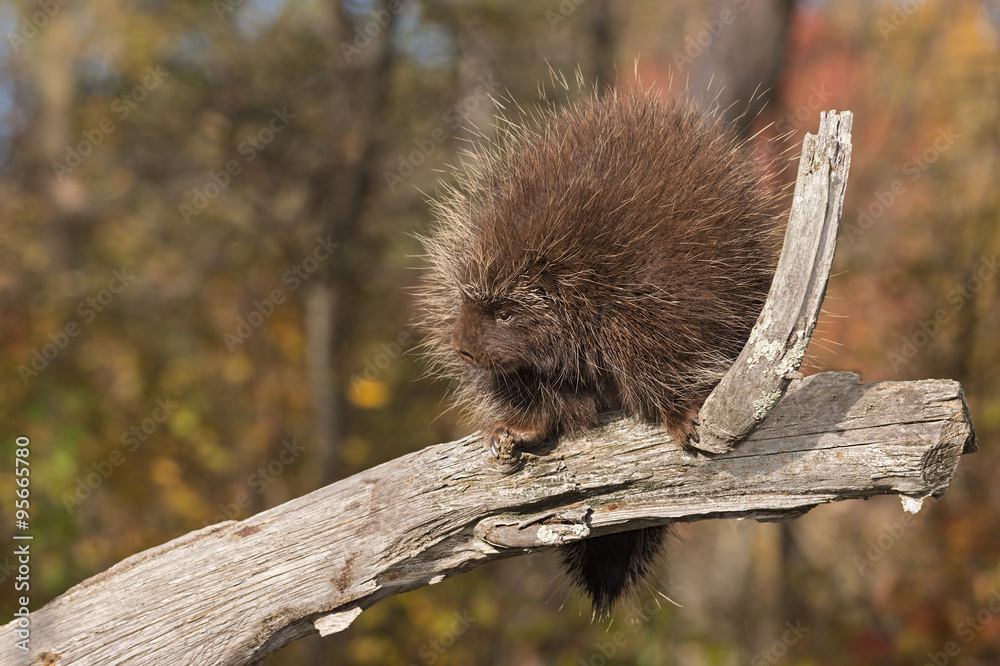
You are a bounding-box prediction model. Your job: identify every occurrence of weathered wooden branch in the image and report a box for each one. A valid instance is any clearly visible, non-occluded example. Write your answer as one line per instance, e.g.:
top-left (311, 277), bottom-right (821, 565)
top-left (695, 110), bottom-right (853, 453)
top-left (3, 373), bottom-right (975, 665)
top-left (2, 110), bottom-right (977, 665)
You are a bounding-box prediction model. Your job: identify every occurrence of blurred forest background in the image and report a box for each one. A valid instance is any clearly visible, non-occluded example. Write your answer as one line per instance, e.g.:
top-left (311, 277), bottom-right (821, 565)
top-left (1, 0), bottom-right (998, 664)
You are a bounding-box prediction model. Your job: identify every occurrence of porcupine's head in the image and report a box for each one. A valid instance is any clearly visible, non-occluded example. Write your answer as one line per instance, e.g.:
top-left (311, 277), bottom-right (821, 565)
top-left (416, 170), bottom-right (583, 425)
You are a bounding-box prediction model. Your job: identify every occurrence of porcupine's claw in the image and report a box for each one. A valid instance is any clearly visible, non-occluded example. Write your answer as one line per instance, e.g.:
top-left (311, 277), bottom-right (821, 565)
top-left (666, 408), bottom-right (703, 452)
top-left (488, 425), bottom-right (542, 464)
top-left (686, 417), bottom-right (701, 444)
top-left (489, 427), bottom-right (516, 463)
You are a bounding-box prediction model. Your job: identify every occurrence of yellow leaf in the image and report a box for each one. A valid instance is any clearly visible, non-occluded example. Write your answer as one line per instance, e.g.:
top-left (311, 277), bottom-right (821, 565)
top-left (347, 378), bottom-right (390, 409)
top-left (150, 456), bottom-right (182, 487)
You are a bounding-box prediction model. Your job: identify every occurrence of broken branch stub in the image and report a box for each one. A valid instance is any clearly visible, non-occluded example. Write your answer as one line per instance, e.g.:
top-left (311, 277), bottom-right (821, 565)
top-left (694, 110), bottom-right (854, 454)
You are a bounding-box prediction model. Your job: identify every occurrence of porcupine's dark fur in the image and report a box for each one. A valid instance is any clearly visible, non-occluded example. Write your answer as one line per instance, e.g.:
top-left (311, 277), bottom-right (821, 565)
top-left (416, 88), bottom-right (783, 617)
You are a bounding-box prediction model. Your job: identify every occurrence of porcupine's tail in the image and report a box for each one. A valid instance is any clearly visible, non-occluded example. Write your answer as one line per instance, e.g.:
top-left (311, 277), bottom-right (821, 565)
top-left (560, 525), bottom-right (667, 617)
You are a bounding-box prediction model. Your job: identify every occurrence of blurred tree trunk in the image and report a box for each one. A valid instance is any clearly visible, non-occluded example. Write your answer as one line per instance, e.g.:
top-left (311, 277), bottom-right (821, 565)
top-left (684, 0), bottom-right (796, 648)
top-left (306, 2), bottom-right (394, 489)
top-left (588, 0), bottom-right (626, 88)
top-left (454, 12), bottom-right (498, 141)
top-left (303, 7), bottom-right (395, 663)
top-left (27, 19), bottom-right (79, 268)
top-left (690, 0), bottom-right (795, 135)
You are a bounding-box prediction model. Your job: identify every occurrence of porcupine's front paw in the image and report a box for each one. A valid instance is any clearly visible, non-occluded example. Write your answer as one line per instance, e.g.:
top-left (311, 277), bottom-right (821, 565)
top-left (666, 407), bottom-right (702, 452)
top-left (488, 425), bottom-right (543, 464)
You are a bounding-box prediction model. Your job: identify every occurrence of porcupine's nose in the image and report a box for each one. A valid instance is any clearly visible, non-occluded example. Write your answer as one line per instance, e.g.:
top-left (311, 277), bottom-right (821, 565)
top-left (451, 329), bottom-right (474, 364)
top-left (452, 302), bottom-right (484, 366)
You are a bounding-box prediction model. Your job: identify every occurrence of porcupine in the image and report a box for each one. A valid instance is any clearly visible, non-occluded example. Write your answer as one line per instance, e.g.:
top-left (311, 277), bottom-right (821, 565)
top-left (417, 87), bottom-right (782, 616)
